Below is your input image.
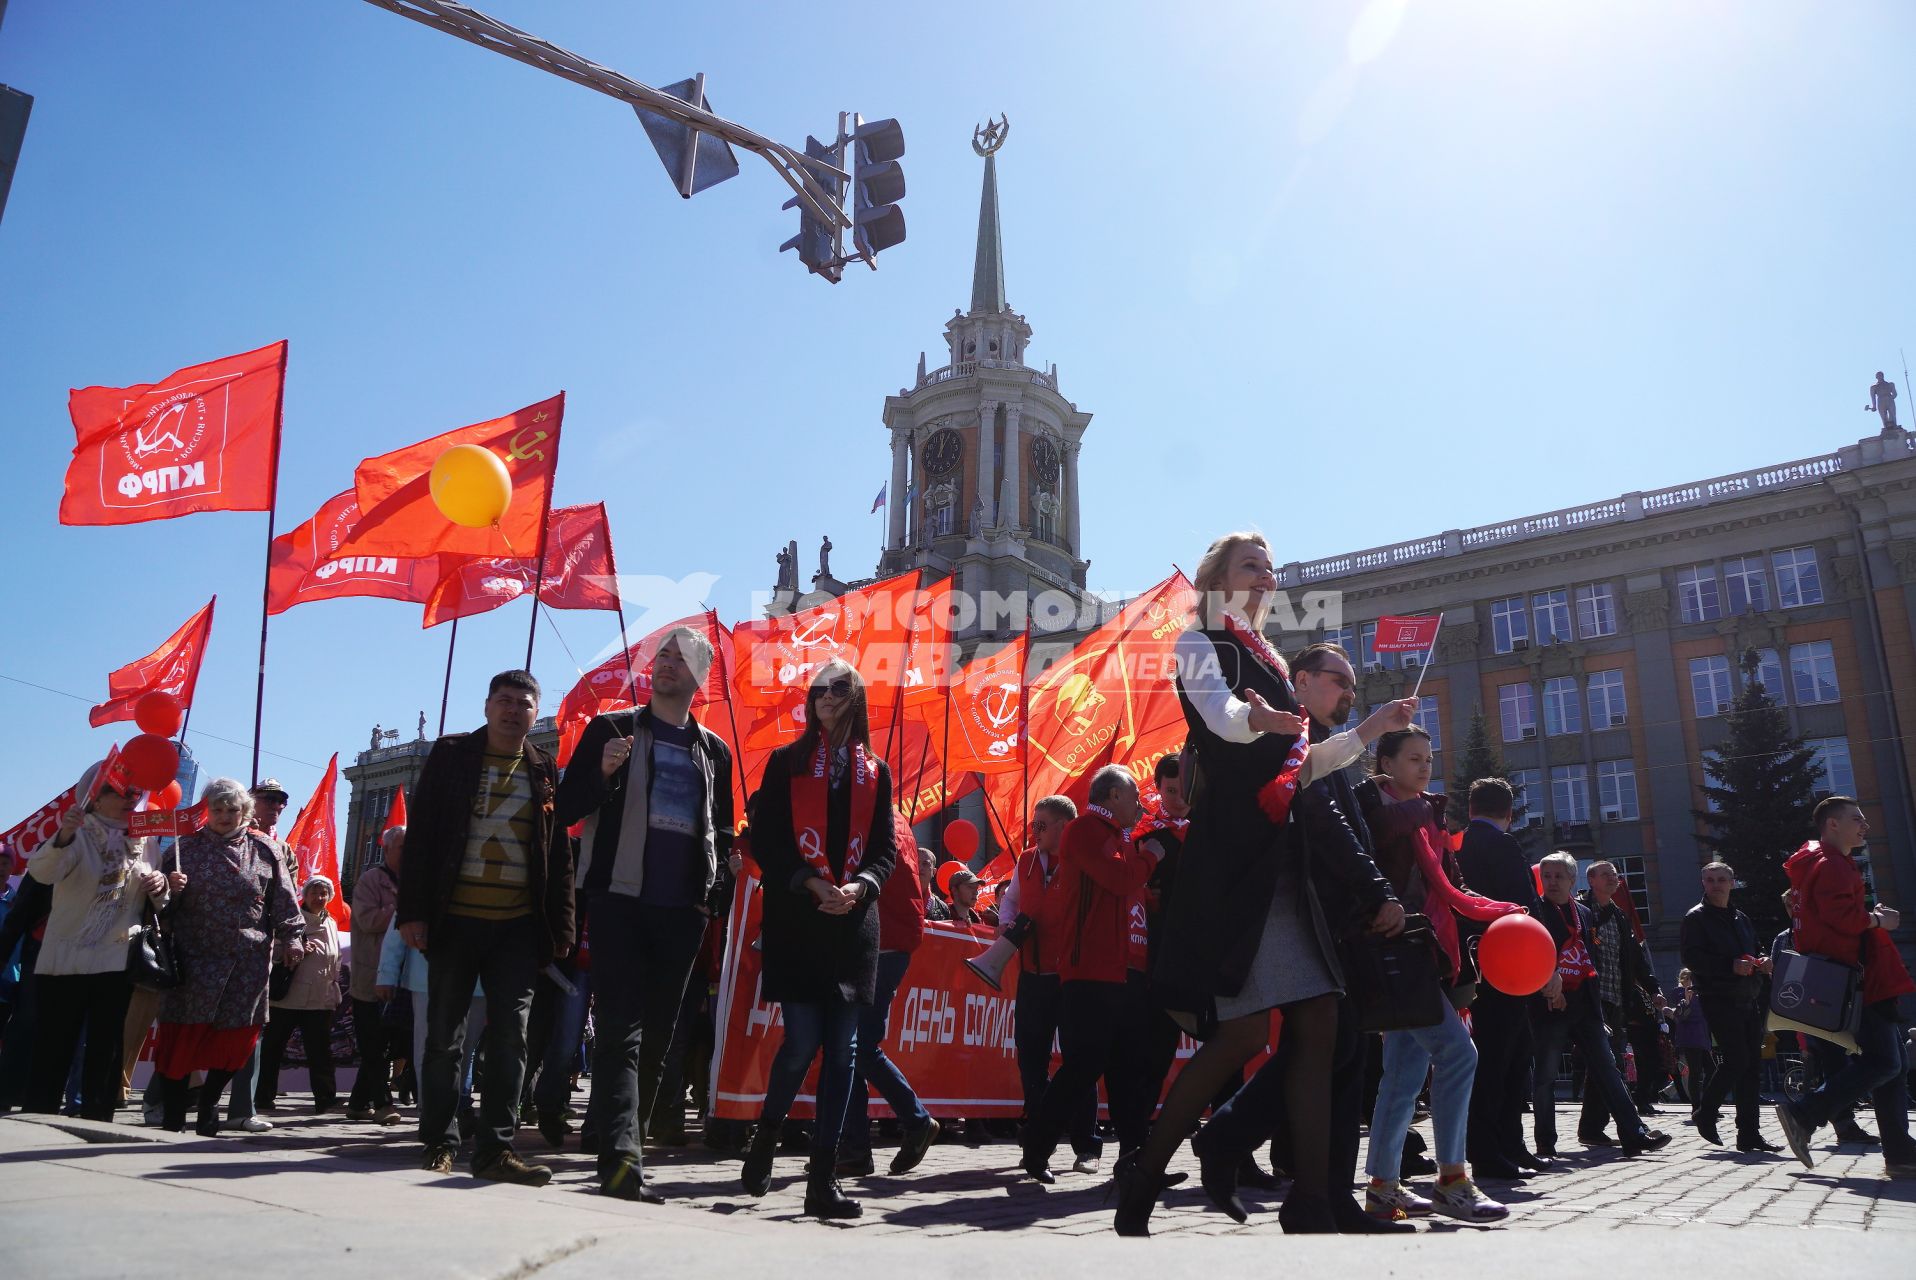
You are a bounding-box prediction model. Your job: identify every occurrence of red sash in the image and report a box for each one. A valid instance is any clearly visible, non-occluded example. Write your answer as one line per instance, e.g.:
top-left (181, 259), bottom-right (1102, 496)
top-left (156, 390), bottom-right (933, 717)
top-left (790, 741), bottom-right (879, 885)
top-left (1217, 615), bottom-right (1311, 827)
top-left (1553, 901), bottom-right (1597, 991)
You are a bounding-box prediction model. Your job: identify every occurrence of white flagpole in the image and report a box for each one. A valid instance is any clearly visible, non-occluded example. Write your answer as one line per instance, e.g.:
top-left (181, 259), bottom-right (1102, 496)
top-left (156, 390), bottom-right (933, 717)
top-left (1409, 612), bottom-right (1443, 700)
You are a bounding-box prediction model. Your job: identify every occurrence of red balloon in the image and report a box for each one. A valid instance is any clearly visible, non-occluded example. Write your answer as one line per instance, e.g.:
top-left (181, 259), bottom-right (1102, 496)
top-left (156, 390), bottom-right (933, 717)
top-left (121, 734), bottom-right (181, 792)
top-left (935, 861), bottom-right (961, 897)
top-left (151, 780), bottom-right (183, 811)
top-left (1478, 913), bottom-right (1557, 996)
top-left (943, 818), bottom-right (980, 861)
top-left (133, 690), bottom-right (184, 738)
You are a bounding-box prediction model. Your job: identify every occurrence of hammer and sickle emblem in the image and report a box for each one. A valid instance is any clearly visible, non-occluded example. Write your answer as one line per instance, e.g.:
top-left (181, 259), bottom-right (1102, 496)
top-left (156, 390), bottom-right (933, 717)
top-left (798, 827), bottom-right (825, 861)
top-left (507, 427), bottom-right (548, 463)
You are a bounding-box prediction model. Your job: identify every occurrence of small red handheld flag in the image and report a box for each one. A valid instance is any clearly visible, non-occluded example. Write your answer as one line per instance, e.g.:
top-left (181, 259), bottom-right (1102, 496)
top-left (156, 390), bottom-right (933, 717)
top-left (89, 599), bottom-right (216, 728)
top-left (1371, 614), bottom-right (1442, 654)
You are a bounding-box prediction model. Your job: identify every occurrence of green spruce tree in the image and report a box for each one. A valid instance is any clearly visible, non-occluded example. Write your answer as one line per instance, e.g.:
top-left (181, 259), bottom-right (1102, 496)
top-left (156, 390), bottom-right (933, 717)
top-left (1694, 649), bottom-right (1823, 941)
top-left (1449, 707), bottom-right (1527, 835)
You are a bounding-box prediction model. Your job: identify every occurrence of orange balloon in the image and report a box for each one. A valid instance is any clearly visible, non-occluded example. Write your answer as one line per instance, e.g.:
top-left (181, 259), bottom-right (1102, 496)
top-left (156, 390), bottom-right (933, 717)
top-left (151, 780), bottom-right (183, 810)
top-left (1479, 914), bottom-right (1556, 996)
top-left (935, 860), bottom-right (961, 897)
top-left (943, 818), bottom-right (979, 860)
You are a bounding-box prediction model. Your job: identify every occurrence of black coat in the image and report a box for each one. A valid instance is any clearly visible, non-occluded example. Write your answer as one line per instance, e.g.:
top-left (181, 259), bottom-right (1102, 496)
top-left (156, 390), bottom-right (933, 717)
top-left (1153, 628), bottom-right (1394, 1021)
top-left (397, 728), bottom-right (574, 959)
top-left (748, 742), bottom-right (897, 1006)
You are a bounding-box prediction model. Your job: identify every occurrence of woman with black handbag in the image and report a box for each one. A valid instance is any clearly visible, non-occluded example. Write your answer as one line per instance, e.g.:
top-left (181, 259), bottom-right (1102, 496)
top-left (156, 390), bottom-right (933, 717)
top-left (23, 759), bottom-right (172, 1120)
top-left (1356, 727), bottom-right (1522, 1223)
top-left (151, 777), bottom-right (303, 1135)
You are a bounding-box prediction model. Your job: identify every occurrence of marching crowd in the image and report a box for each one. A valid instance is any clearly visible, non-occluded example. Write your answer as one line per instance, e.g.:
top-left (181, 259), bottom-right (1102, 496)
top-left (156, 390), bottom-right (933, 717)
top-left (2, 530), bottom-right (1912, 1237)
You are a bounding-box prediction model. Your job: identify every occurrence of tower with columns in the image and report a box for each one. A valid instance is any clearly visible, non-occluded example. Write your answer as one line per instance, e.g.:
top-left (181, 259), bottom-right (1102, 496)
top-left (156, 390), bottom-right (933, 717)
top-left (876, 118), bottom-right (1094, 638)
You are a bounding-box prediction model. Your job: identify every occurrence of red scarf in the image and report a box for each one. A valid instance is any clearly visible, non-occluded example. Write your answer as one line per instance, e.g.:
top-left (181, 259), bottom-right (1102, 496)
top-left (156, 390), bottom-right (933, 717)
top-left (1216, 615), bottom-right (1310, 826)
top-left (1409, 822), bottom-right (1524, 975)
top-left (790, 741), bottom-right (879, 885)
top-left (1222, 612), bottom-right (1290, 682)
top-left (1552, 900), bottom-right (1598, 991)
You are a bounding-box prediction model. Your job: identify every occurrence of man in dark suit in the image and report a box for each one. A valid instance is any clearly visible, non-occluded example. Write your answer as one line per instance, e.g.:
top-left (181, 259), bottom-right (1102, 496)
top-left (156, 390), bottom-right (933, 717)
top-left (1454, 779), bottom-right (1540, 1179)
top-left (400, 669), bottom-right (575, 1185)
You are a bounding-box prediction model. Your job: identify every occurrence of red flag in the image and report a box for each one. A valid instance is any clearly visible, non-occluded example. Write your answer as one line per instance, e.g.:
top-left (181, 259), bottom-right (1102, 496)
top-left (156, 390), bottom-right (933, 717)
top-left (730, 571), bottom-right (921, 751)
top-left (382, 785), bottom-right (408, 836)
top-left (335, 394), bottom-right (563, 560)
top-left (420, 502), bottom-right (619, 628)
top-left (283, 754), bottom-right (349, 929)
top-left (985, 572), bottom-right (1194, 835)
top-left (1371, 614), bottom-right (1441, 653)
top-left (4, 790), bottom-right (79, 874)
top-left (554, 612), bottom-right (732, 768)
top-left (60, 341), bottom-right (286, 526)
top-left (910, 633), bottom-right (1028, 774)
top-left (267, 489), bottom-right (445, 615)
top-left (89, 598), bottom-right (216, 727)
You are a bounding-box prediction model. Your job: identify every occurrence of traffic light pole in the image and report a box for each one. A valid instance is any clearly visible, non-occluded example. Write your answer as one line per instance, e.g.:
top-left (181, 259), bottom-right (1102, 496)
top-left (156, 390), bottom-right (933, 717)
top-left (360, 0), bottom-right (848, 229)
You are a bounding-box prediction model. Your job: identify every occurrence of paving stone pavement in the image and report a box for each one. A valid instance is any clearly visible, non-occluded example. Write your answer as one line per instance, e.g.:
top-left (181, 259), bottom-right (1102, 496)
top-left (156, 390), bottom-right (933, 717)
top-left (11, 1091), bottom-right (1911, 1239)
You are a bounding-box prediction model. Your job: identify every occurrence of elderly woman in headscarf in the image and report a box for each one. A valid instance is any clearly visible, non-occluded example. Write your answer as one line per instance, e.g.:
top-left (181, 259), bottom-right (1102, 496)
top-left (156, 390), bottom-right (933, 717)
top-left (152, 777), bottom-right (302, 1135)
top-left (25, 758), bottom-right (172, 1120)
top-left (255, 875), bottom-right (342, 1114)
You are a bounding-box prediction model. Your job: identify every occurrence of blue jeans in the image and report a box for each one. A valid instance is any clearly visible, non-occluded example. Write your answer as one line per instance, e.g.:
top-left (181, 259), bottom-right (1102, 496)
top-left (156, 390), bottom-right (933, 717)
top-left (226, 1044), bottom-right (261, 1121)
top-left (533, 968), bottom-right (593, 1119)
top-left (843, 951), bottom-right (932, 1154)
top-left (1796, 1002), bottom-right (1915, 1162)
top-left (760, 996), bottom-right (861, 1157)
top-left (1531, 995), bottom-right (1645, 1152)
top-left (1367, 998), bottom-right (1476, 1176)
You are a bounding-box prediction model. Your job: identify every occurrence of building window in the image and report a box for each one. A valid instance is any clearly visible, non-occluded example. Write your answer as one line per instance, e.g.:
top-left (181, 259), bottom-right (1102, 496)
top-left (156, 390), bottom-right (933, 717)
top-left (1576, 583), bottom-right (1617, 638)
top-left (1543, 676), bottom-right (1582, 737)
top-left (1587, 669), bottom-right (1628, 728)
top-left (1677, 565), bottom-right (1722, 623)
top-left (1597, 759), bottom-right (1639, 821)
top-left (1499, 682), bottom-right (1536, 742)
top-left (1774, 546), bottom-right (1824, 608)
top-left (1551, 764), bottom-right (1590, 823)
top-left (1806, 737), bottom-right (1854, 798)
top-left (1615, 854), bottom-right (1654, 925)
top-left (1325, 624), bottom-right (1356, 662)
top-left (1509, 768), bottom-right (1543, 826)
top-left (1359, 622), bottom-right (1398, 671)
top-left (1414, 696), bottom-right (1442, 750)
top-left (1750, 647), bottom-right (1784, 702)
top-left (1492, 596), bottom-right (1529, 654)
top-left (1790, 640), bottom-right (1840, 705)
top-left (1723, 555), bottom-right (1771, 615)
top-left (1691, 655), bottom-right (1733, 717)
top-left (1533, 590), bottom-right (1572, 645)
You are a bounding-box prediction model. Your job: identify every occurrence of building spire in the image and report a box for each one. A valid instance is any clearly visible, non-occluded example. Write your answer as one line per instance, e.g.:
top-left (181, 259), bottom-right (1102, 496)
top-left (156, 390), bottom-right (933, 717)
top-left (970, 115), bottom-right (1009, 315)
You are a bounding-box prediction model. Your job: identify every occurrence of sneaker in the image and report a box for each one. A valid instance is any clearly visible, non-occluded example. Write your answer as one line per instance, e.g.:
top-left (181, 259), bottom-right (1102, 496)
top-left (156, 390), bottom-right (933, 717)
top-left (379, 1106), bottom-right (404, 1125)
top-left (1428, 1176), bottom-right (1509, 1223)
top-left (890, 1117), bottom-right (940, 1175)
top-left (1366, 1179), bottom-right (1434, 1219)
top-left (472, 1147), bottom-right (553, 1187)
top-left (1620, 1129), bottom-right (1672, 1156)
top-left (1774, 1104), bottom-right (1815, 1170)
top-left (346, 1103), bottom-right (376, 1122)
top-left (835, 1150), bottom-right (876, 1177)
top-left (221, 1116), bottom-right (273, 1133)
top-left (1071, 1153), bottom-right (1101, 1176)
top-left (421, 1143), bottom-right (457, 1174)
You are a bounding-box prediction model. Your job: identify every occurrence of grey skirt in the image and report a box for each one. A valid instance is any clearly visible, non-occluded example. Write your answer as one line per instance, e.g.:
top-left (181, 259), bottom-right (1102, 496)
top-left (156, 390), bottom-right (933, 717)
top-left (1211, 863), bottom-right (1341, 1021)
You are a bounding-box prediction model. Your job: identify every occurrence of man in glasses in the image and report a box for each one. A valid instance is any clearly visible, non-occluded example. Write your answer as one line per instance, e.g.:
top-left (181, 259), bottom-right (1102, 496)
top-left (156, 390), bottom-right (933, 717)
top-left (998, 794), bottom-right (1102, 1172)
top-left (557, 630), bottom-right (737, 1203)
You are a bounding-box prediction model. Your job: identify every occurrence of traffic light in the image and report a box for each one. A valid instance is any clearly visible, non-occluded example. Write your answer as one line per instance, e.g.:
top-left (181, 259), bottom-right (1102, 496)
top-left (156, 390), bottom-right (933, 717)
top-left (780, 134), bottom-right (843, 282)
top-left (851, 117), bottom-right (905, 259)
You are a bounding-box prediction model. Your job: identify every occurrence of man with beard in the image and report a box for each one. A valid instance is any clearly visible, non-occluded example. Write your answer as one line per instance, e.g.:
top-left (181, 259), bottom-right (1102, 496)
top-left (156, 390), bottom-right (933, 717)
top-left (1214, 641), bottom-right (1417, 1232)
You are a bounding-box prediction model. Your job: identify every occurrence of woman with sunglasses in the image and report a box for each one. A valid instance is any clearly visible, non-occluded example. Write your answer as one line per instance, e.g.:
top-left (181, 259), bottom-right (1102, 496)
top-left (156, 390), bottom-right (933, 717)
top-left (24, 760), bottom-right (172, 1120)
top-left (740, 660), bottom-right (898, 1218)
top-left (1119, 531), bottom-right (1400, 1236)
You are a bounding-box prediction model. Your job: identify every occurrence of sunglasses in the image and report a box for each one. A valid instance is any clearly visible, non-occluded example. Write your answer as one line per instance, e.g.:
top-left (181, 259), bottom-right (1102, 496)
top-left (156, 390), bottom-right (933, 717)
top-left (1297, 666), bottom-right (1354, 692)
top-left (816, 677), bottom-right (855, 699)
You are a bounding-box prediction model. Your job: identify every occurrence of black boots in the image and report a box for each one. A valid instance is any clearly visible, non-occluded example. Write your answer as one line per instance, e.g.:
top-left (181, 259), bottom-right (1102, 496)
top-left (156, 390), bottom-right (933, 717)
top-left (195, 1070), bottom-right (234, 1137)
top-left (804, 1158), bottom-right (862, 1219)
top-left (1112, 1152), bottom-right (1180, 1237)
top-left (741, 1125), bottom-right (777, 1197)
top-left (159, 1075), bottom-right (190, 1133)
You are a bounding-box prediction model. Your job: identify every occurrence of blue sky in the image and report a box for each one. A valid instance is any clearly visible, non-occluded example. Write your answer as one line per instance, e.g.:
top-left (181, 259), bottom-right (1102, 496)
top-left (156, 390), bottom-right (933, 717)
top-left (3, 0), bottom-right (1912, 827)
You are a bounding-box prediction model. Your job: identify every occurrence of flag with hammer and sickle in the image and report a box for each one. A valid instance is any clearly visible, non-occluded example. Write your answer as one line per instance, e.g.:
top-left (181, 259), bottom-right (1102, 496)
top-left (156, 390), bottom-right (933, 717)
top-left (335, 393), bottom-right (564, 559)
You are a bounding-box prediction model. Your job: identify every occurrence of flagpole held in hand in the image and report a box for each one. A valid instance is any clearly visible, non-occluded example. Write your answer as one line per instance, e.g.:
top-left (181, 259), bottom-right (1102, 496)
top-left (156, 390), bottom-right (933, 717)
top-left (1408, 612), bottom-right (1443, 701)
